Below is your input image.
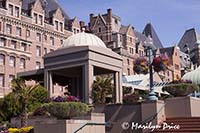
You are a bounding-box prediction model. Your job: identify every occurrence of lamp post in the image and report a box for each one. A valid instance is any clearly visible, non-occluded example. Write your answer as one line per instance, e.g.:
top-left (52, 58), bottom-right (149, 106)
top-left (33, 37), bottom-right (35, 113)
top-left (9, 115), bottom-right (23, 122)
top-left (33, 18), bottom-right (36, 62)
top-left (147, 46), bottom-right (158, 101)
top-left (144, 38), bottom-right (158, 101)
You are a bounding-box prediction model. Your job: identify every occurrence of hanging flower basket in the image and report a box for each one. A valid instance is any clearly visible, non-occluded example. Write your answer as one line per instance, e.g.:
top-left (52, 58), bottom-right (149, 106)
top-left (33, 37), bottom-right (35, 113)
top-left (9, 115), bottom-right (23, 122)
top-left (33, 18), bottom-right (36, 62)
top-left (152, 54), bottom-right (170, 72)
top-left (162, 80), bottom-right (199, 97)
top-left (133, 57), bottom-right (148, 74)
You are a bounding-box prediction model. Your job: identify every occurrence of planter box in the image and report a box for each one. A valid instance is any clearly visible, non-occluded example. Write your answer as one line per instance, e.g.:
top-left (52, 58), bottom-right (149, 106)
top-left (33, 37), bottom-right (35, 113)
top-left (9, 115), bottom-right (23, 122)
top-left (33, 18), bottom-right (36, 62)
top-left (165, 96), bottom-right (200, 118)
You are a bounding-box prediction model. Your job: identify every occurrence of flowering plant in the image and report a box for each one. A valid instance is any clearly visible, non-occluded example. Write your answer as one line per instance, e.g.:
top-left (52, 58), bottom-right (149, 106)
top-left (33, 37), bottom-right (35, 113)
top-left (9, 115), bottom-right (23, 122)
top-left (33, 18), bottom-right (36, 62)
top-left (133, 57), bottom-right (148, 74)
top-left (51, 95), bottom-right (79, 102)
top-left (162, 80), bottom-right (199, 97)
top-left (152, 54), bottom-right (170, 72)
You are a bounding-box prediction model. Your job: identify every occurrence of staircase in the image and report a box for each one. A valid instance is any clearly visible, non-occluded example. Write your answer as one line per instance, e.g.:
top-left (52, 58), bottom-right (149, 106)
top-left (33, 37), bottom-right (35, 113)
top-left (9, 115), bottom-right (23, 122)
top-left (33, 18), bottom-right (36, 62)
top-left (154, 117), bottom-right (200, 133)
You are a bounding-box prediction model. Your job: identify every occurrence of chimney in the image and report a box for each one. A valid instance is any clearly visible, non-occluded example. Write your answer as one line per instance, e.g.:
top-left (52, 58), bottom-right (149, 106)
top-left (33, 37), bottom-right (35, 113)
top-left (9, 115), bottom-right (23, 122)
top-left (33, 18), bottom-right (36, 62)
top-left (79, 21), bottom-right (85, 27)
top-left (107, 8), bottom-right (112, 23)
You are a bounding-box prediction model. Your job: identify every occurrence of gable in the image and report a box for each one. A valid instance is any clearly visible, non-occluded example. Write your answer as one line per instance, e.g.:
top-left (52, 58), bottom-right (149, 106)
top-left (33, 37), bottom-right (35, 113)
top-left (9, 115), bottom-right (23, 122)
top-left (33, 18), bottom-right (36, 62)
top-left (92, 15), bottom-right (107, 29)
top-left (53, 8), bottom-right (64, 21)
top-left (71, 17), bottom-right (80, 28)
top-left (32, 0), bottom-right (44, 14)
top-left (127, 25), bottom-right (135, 37)
top-left (7, 0), bottom-right (21, 5)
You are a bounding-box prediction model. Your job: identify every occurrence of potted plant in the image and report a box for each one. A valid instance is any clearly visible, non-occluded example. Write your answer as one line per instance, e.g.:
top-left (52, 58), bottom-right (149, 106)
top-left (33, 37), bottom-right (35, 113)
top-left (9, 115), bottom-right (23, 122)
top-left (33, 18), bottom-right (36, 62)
top-left (152, 54), bottom-right (170, 72)
top-left (162, 80), bottom-right (199, 97)
top-left (133, 57), bottom-right (148, 74)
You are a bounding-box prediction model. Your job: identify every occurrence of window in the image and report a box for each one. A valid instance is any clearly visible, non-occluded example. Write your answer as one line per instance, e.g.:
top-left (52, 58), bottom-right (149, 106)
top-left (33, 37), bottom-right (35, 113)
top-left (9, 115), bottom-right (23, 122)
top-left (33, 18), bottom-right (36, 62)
top-left (0, 74), bottom-right (4, 87)
top-left (36, 33), bottom-right (41, 42)
top-left (11, 40), bottom-right (16, 49)
top-left (21, 43), bottom-right (26, 51)
top-left (60, 22), bottom-right (63, 32)
top-left (26, 30), bottom-right (30, 37)
top-left (33, 13), bottom-right (37, 24)
top-left (55, 21), bottom-right (58, 30)
top-left (98, 27), bottom-right (101, 33)
top-left (8, 4), bottom-right (13, 16)
top-left (60, 40), bottom-right (63, 45)
top-left (44, 48), bottom-right (47, 55)
top-left (120, 35), bottom-right (122, 42)
top-left (6, 24), bottom-right (12, 34)
top-left (0, 38), bottom-right (6, 46)
top-left (73, 28), bottom-right (76, 34)
top-left (39, 15), bottom-right (43, 25)
top-left (36, 62), bottom-right (41, 69)
top-left (44, 35), bottom-right (47, 41)
top-left (130, 37), bottom-right (132, 43)
top-left (15, 6), bottom-right (19, 17)
top-left (20, 58), bottom-right (25, 69)
top-left (50, 37), bottom-right (54, 45)
top-left (127, 59), bottom-right (130, 65)
top-left (16, 27), bottom-right (21, 36)
top-left (0, 54), bottom-right (5, 65)
top-left (175, 64), bottom-right (179, 70)
top-left (127, 68), bottom-right (130, 75)
top-left (9, 56), bottom-right (16, 67)
top-left (9, 75), bottom-right (15, 86)
top-left (77, 29), bottom-right (79, 33)
top-left (36, 46), bottom-right (41, 57)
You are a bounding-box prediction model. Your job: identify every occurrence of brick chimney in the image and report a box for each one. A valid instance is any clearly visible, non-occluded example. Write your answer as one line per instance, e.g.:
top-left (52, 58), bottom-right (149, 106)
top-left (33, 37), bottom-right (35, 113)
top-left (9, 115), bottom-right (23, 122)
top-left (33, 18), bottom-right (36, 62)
top-left (107, 8), bottom-right (112, 23)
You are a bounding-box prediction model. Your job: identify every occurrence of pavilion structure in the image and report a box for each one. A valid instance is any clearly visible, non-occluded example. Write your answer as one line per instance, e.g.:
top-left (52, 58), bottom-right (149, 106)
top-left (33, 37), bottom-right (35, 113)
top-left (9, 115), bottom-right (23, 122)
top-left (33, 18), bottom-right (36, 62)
top-left (18, 31), bottom-right (123, 103)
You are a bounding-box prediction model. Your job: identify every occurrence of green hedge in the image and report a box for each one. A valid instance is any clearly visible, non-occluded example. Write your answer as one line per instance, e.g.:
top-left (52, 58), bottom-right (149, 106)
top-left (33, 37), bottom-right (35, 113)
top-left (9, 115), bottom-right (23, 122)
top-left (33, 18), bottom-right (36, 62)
top-left (42, 102), bottom-right (88, 119)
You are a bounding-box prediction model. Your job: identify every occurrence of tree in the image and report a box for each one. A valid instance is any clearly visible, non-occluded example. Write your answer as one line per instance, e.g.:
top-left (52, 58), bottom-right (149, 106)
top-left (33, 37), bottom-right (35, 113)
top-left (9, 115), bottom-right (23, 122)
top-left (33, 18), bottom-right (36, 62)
top-left (91, 76), bottom-right (114, 104)
top-left (11, 78), bottom-right (40, 127)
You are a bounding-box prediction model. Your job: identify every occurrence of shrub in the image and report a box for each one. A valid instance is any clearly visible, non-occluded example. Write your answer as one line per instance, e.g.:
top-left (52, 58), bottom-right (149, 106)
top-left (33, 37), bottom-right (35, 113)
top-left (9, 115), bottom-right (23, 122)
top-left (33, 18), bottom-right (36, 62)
top-left (42, 102), bottom-right (88, 119)
top-left (162, 83), bottom-right (199, 97)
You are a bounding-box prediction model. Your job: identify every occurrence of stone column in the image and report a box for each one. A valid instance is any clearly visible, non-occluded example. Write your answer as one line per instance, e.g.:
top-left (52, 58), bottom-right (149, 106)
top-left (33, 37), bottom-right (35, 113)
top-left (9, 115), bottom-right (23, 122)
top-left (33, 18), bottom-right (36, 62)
top-left (44, 70), bottom-right (53, 97)
top-left (83, 63), bottom-right (94, 104)
top-left (114, 71), bottom-right (123, 103)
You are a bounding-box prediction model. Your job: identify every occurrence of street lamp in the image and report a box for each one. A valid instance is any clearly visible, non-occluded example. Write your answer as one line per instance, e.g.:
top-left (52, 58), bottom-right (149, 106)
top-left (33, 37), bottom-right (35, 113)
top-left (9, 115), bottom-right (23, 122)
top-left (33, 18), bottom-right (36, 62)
top-left (144, 38), bottom-right (158, 101)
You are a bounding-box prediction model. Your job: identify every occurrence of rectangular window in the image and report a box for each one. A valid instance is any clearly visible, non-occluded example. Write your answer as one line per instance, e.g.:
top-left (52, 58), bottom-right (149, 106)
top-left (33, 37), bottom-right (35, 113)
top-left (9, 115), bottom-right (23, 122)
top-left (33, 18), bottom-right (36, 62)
top-left (21, 43), bottom-right (26, 51)
top-left (44, 48), bottom-right (47, 55)
top-left (9, 56), bottom-right (16, 67)
top-left (33, 13), bottom-right (37, 24)
top-left (0, 74), bottom-right (4, 87)
top-left (44, 35), bottom-right (47, 41)
top-left (9, 75), bottom-right (15, 86)
top-left (36, 46), bottom-right (41, 56)
top-left (8, 4), bottom-right (13, 16)
top-left (36, 62), bottom-right (41, 69)
top-left (50, 37), bottom-right (54, 45)
top-left (39, 15), bottom-right (43, 25)
top-left (20, 58), bottom-right (25, 69)
top-left (36, 33), bottom-right (41, 42)
top-left (15, 6), bottom-right (19, 17)
top-left (26, 30), bottom-right (30, 37)
top-left (0, 38), bottom-right (6, 46)
top-left (11, 40), bottom-right (16, 49)
top-left (16, 27), bottom-right (21, 36)
top-left (60, 22), bottom-right (63, 32)
top-left (55, 21), bottom-right (58, 30)
top-left (0, 54), bottom-right (5, 65)
top-left (6, 24), bottom-right (12, 34)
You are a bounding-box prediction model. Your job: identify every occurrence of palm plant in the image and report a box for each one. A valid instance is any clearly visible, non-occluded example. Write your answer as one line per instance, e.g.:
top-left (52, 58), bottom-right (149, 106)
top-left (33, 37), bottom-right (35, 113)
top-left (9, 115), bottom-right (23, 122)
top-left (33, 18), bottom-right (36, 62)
top-left (11, 78), bottom-right (39, 127)
top-left (91, 76), bottom-right (114, 104)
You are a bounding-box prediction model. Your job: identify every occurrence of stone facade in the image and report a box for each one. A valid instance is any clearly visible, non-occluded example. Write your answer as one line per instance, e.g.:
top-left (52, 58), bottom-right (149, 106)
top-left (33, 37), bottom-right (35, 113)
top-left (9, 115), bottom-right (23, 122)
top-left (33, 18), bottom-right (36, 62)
top-left (0, 0), bottom-right (81, 97)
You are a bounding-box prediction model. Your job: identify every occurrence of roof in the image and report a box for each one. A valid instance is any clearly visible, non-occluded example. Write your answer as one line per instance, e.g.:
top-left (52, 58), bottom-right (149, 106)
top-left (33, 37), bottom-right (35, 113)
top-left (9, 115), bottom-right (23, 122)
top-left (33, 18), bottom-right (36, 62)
top-left (119, 25), bottom-right (128, 34)
top-left (22, 0), bottom-right (70, 19)
top-left (143, 23), bottom-right (163, 48)
top-left (178, 28), bottom-right (199, 52)
top-left (159, 46), bottom-right (175, 58)
top-left (62, 32), bottom-right (106, 48)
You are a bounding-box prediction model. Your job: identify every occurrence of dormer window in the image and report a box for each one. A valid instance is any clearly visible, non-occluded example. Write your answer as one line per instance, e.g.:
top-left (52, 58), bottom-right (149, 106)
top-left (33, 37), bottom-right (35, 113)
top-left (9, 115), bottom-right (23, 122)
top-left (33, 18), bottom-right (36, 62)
top-left (33, 13), bottom-right (37, 24)
top-left (39, 15), bottom-right (43, 25)
top-left (8, 4), bottom-right (13, 16)
top-left (60, 22), bottom-right (63, 32)
top-left (115, 19), bottom-right (118, 24)
top-left (55, 21), bottom-right (58, 30)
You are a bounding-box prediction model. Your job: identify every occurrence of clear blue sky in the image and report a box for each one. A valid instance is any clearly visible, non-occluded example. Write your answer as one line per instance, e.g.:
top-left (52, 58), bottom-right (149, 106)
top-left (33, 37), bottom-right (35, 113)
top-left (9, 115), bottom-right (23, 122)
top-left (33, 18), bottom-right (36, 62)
top-left (58, 0), bottom-right (200, 47)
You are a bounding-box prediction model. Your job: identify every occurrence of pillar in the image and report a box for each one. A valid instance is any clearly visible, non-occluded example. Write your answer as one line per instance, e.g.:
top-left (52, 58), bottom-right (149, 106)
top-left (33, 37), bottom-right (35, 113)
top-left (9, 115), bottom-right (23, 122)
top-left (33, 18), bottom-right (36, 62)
top-left (83, 63), bottom-right (94, 103)
top-left (114, 71), bottom-right (123, 103)
top-left (44, 70), bottom-right (53, 97)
